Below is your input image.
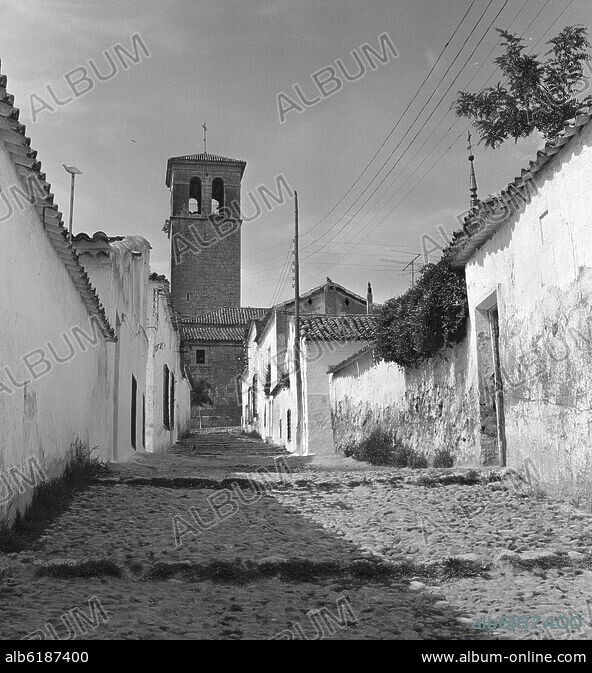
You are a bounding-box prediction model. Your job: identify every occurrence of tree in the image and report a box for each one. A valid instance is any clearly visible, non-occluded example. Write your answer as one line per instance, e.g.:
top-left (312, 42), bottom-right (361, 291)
top-left (454, 26), bottom-right (592, 148)
top-left (375, 261), bottom-right (468, 369)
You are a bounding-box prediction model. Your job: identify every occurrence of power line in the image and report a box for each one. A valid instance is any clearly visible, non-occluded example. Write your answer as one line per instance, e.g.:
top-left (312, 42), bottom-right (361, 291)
top-left (296, 0), bottom-right (480, 242)
top-left (300, 0), bottom-right (500, 255)
top-left (302, 0), bottom-right (511, 261)
top-left (314, 0), bottom-right (576, 277)
top-left (250, 0), bottom-right (576, 299)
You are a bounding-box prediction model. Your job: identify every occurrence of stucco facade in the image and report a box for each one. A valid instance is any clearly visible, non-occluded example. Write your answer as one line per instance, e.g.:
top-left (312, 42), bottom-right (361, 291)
top-left (243, 309), bottom-right (376, 455)
top-left (74, 233), bottom-right (151, 461)
top-left (0, 100), bottom-right (115, 522)
top-left (329, 108), bottom-right (592, 496)
top-left (329, 340), bottom-right (481, 465)
top-left (145, 274), bottom-right (191, 452)
top-left (455, 111), bottom-right (592, 496)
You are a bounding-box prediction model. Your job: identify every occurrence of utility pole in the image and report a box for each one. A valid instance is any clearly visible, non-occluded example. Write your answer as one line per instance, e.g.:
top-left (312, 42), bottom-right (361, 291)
top-left (402, 253), bottom-right (421, 287)
top-left (293, 190), bottom-right (303, 455)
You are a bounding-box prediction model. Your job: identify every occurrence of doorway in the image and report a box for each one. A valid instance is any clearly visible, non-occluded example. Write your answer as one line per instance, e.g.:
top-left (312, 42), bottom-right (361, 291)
top-left (475, 295), bottom-right (507, 466)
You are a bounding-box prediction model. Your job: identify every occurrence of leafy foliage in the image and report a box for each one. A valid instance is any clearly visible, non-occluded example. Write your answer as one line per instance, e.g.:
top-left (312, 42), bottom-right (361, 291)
top-left (454, 26), bottom-right (592, 148)
top-left (342, 429), bottom-right (428, 468)
top-left (375, 261), bottom-right (468, 368)
top-left (343, 429), bottom-right (393, 465)
top-left (433, 447), bottom-right (455, 468)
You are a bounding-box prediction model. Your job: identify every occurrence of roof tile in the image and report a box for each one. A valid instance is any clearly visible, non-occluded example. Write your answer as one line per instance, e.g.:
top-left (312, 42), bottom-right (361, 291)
top-left (300, 315), bottom-right (377, 342)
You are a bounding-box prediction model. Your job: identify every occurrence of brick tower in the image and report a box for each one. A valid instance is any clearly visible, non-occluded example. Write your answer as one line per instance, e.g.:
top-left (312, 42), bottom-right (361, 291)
top-left (165, 151), bottom-right (246, 316)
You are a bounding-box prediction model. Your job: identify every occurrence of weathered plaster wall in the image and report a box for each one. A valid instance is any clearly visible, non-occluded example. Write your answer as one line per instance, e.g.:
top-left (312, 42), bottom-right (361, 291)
top-left (330, 333), bottom-right (481, 466)
top-left (0, 141), bottom-right (112, 522)
top-left (303, 340), bottom-right (370, 455)
top-left (464, 118), bottom-right (592, 495)
top-left (146, 279), bottom-right (192, 453)
top-left (80, 239), bottom-right (150, 461)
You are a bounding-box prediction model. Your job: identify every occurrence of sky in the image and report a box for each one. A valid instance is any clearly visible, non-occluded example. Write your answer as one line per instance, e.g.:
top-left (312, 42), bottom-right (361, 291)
top-left (2, 0), bottom-right (592, 307)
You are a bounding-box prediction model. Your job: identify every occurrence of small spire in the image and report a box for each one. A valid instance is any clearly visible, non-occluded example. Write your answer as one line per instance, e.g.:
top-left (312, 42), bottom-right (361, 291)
top-left (366, 281), bottom-right (373, 315)
top-left (467, 131), bottom-right (479, 210)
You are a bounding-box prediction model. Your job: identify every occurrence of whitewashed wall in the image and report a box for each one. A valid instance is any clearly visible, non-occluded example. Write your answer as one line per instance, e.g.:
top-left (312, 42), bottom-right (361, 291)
top-left (303, 339), bottom-right (370, 455)
top-left (0, 140), bottom-right (112, 522)
top-left (329, 334), bottom-right (480, 465)
top-left (146, 278), bottom-right (191, 453)
top-left (464, 118), bottom-right (592, 496)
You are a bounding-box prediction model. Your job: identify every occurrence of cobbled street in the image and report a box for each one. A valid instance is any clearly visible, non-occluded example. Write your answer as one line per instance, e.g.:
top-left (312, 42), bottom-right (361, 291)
top-left (1, 431), bottom-right (591, 641)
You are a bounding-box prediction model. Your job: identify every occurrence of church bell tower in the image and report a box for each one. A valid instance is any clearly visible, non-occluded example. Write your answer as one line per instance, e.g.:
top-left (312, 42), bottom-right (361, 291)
top-left (165, 133), bottom-right (246, 317)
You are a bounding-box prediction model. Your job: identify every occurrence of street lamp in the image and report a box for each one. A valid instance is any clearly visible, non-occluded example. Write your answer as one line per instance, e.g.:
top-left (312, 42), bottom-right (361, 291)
top-left (62, 164), bottom-right (83, 241)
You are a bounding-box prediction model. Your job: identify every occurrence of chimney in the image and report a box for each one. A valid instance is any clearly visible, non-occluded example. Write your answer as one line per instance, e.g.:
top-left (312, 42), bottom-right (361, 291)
top-left (366, 282), bottom-right (373, 314)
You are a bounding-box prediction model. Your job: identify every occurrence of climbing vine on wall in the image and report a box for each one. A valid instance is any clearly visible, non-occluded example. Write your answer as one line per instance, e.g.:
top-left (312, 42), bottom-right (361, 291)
top-left (375, 261), bottom-right (468, 368)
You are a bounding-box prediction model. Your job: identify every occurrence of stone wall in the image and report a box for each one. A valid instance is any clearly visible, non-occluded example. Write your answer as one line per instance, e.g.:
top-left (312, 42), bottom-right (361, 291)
top-left (186, 341), bottom-right (243, 426)
top-left (170, 217), bottom-right (241, 317)
top-left (168, 161), bottom-right (243, 317)
top-left (330, 334), bottom-right (481, 466)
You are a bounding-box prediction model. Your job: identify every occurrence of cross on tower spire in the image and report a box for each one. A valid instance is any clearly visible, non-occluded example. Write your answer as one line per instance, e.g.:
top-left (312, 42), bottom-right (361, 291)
top-left (202, 121), bottom-right (208, 154)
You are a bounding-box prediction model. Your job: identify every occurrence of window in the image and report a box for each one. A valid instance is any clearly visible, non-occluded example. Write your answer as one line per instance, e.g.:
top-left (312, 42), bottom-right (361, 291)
top-left (252, 374), bottom-right (258, 417)
top-left (163, 365), bottom-right (170, 429)
top-left (344, 298), bottom-right (350, 307)
top-left (211, 177), bottom-right (224, 214)
top-left (279, 419), bottom-right (282, 439)
top-left (189, 177), bottom-right (202, 214)
top-left (142, 394), bottom-right (146, 449)
top-left (186, 293), bottom-right (191, 302)
top-left (196, 349), bottom-right (206, 364)
top-left (131, 375), bottom-right (137, 450)
top-left (286, 409), bottom-right (292, 442)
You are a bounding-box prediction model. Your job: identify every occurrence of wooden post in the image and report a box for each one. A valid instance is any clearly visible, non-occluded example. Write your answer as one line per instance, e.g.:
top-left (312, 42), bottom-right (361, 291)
top-left (293, 191), bottom-right (303, 454)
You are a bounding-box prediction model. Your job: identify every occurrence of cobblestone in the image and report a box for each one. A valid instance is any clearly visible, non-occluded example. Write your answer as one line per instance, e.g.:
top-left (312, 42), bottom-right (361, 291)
top-left (0, 431), bottom-right (591, 640)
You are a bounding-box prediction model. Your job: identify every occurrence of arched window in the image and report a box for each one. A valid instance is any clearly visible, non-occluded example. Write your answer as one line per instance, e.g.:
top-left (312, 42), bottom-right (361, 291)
top-left (189, 177), bottom-right (202, 214)
top-left (211, 177), bottom-right (224, 214)
top-left (252, 374), bottom-right (258, 418)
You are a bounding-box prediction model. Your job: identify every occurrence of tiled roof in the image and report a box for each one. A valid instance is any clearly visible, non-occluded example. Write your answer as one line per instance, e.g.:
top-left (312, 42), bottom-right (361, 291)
top-left (181, 324), bottom-right (246, 342)
top-left (327, 345), bottom-right (374, 374)
top-left (74, 232), bottom-right (151, 260)
top-left (166, 152), bottom-right (246, 185)
top-left (170, 152), bottom-right (246, 164)
top-left (444, 106), bottom-right (592, 268)
top-left (182, 307), bottom-right (269, 326)
top-left (300, 315), bottom-right (377, 342)
top-left (0, 63), bottom-right (115, 342)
